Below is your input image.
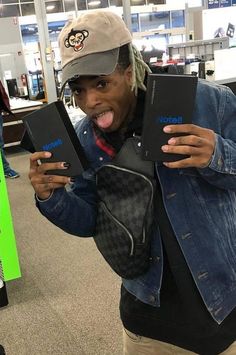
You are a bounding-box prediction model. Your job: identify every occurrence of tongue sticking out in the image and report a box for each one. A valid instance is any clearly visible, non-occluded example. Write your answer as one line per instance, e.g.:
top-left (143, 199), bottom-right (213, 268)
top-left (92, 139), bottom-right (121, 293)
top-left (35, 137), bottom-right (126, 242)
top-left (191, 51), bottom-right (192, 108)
top-left (95, 111), bottom-right (114, 129)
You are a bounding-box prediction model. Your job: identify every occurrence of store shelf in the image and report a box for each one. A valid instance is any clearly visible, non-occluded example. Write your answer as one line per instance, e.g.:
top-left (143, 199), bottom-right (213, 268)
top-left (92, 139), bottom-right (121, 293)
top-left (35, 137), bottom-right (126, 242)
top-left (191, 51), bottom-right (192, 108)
top-left (3, 99), bottom-right (43, 148)
top-left (167, 37), bottom-right (230, 60)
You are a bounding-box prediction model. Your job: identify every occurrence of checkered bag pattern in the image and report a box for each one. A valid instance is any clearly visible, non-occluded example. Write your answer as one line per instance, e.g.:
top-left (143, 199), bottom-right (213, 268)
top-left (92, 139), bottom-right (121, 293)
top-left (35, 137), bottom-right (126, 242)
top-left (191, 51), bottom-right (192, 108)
top-left (94, 165), bottom-right (154, 279)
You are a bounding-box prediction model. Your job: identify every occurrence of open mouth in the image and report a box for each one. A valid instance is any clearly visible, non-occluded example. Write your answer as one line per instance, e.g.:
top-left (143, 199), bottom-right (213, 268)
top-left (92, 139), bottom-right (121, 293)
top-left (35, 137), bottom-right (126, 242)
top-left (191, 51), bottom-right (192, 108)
top-left (93, 110), bottom-right (114, 130)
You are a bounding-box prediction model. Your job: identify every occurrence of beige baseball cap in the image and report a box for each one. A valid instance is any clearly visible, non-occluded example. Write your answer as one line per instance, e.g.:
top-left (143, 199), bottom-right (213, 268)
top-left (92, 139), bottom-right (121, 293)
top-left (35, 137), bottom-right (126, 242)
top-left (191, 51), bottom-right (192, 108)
top-left (58, 10), bottom-right (132, 88)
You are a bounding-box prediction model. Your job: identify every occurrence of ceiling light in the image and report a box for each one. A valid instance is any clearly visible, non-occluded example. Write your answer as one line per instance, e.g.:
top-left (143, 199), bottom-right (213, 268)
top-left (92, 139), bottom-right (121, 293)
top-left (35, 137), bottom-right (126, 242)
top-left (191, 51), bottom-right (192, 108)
top-left (88, 1), bottom-right (101, 6)
top-left (46, 5), bottom-right (55, 11)
top-left (0, 54), bottom-right (12, 58)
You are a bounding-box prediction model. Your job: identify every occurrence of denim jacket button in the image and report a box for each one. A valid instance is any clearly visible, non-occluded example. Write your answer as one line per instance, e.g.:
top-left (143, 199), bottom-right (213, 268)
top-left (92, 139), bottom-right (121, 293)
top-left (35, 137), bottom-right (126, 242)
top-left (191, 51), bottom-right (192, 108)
top-left (217, 157), bottom-right (223, 167)
top-left (181, 233), bottom-right (192, 240)
top-left (197, 271), bottom-right (209, 280)
top-left (149, 295), bottom-right (156, 303)
top-left (99, 157), bottom-right (104, 161)
top-left (166, 193), bottom-right (177, 199)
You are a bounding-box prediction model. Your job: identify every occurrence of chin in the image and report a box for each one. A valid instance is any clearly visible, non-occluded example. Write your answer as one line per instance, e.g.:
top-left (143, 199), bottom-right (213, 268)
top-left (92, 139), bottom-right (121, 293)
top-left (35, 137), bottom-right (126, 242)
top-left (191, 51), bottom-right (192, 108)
top-left (102, 127), bottom-right (115, 133)
top-left (103, 122), bottom-right (120, 133)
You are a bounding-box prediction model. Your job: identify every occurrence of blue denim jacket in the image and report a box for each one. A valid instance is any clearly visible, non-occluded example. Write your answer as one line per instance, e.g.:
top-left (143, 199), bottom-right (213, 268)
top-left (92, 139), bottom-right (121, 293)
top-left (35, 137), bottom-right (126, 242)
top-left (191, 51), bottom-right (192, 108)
top-left (37, 79), bottom-right (236, 324)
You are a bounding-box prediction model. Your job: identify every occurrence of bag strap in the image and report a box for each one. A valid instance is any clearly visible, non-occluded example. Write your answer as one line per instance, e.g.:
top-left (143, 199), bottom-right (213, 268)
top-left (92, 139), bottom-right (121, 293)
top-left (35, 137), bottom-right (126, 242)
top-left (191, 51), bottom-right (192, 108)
top-left (111, 136), bottom-right (154, 178)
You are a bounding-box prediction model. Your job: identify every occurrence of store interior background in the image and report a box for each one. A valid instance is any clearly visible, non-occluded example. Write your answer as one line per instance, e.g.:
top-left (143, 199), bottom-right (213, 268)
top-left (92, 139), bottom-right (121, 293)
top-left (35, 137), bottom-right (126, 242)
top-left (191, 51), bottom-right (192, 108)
top-left (1, 0), bottom-right (236, 134)
top-left (1, 1), bottom-right (236, 354)
top-left (1, 0), bottom-right (236, 123)
top-left (1, 0), bottom-right (236, 149)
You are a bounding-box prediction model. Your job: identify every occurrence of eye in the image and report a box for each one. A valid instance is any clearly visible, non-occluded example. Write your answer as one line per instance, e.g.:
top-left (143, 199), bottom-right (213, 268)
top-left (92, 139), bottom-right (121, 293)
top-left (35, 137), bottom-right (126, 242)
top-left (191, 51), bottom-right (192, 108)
top-left (69, 35), bottom-right (75, 45)
top-left (72, 88), bottom-right (83, 96)
top-left (97, 80), bottom-right (108, 89)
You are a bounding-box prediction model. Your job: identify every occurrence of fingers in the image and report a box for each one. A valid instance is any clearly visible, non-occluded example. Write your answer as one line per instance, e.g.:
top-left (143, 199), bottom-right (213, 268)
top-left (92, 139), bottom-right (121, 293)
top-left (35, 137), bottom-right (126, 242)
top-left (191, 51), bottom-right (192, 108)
top-left (29, 151), bottom-right (70, 178)
top-left (161, 143), bottom-right (212, 168)
top-left (163, 157), bottom-right (192, 169)
top-left (30, 173), bottom-right (72, 200)
top-left (167, 135), bottom-right (203, 147)
top-left (161, 124), bottom-right (216, 169)
top-left (31, 174), bottom-right (71, 200)
top-left (36, 161), bottom-right (70, 175)
top-left (30, 151), bottom-right (51, 169)
top-left (163, 124), bottom-right (205, 135)
top-left (162, 144), bottom-right (199, 156)
top-left (31, 173), bottom-right (71, 187)
top-left (28, 151), bottom-right (73, 200)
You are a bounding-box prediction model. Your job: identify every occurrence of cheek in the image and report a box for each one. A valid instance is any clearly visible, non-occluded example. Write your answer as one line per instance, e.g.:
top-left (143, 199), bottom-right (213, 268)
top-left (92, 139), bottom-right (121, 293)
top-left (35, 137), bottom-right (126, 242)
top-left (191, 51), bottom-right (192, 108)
top-left (116, 83), bottom-right (132, 105)
top-left (120, 87), bottom-right (133, 109)
top-left (74, 96), bottom-right (85, 111)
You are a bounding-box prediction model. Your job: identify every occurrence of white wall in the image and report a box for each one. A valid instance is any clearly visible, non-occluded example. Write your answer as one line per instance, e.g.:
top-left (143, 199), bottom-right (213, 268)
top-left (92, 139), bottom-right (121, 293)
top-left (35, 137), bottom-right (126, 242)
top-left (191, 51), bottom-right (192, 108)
top-left (202, 7), bottom-right (236, 41)
top-left (0, 17), bottom-right (27, 89)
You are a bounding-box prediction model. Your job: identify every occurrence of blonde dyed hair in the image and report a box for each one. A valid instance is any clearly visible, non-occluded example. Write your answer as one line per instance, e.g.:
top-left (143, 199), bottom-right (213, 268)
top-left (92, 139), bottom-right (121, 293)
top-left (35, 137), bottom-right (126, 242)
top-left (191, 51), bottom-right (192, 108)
top-left (127, 43), bottom-right (151, 95)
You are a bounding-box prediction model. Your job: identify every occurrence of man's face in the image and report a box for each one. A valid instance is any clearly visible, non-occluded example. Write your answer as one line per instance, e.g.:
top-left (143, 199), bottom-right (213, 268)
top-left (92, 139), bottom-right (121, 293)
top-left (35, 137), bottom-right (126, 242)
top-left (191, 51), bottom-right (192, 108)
top-left (68, 67), bottom-right (136, 133)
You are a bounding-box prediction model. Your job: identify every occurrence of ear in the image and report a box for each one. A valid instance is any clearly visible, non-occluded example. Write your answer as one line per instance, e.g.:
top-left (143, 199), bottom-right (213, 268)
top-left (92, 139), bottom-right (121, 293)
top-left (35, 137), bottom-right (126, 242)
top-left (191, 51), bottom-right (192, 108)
top-left (82, 30), bottom-right (89, 38)
top-left (124, 65), bottom-right (133, 86)
top-left (64, 39), bottom-right (70, 48)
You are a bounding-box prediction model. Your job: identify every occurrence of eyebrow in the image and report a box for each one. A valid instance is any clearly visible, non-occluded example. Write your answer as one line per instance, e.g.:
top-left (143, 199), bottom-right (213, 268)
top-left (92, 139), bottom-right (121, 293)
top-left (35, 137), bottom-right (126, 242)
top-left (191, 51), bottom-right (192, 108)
top-left (68, 75), bottom-right (108, 89)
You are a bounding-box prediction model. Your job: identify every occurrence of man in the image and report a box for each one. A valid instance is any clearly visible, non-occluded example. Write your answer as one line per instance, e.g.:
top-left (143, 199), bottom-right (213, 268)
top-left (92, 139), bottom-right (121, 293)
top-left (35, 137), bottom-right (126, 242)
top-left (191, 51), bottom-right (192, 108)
top-left (28, 10), bottom-right (236, 354)
top-left (0, 80), bottom-right (20, 179)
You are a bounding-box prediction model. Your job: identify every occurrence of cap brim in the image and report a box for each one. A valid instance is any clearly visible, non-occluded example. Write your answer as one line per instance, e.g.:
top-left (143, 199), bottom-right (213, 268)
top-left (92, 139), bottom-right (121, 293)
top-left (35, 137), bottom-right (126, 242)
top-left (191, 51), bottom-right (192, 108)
top-left (61, 48), bottom-right (119, 88)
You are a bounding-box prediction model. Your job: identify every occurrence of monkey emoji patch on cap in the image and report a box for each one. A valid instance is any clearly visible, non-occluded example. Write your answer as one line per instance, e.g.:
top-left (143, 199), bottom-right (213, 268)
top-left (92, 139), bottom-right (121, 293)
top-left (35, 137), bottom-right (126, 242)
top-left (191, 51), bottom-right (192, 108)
top-left (64, 29), bottom-right (89, 52)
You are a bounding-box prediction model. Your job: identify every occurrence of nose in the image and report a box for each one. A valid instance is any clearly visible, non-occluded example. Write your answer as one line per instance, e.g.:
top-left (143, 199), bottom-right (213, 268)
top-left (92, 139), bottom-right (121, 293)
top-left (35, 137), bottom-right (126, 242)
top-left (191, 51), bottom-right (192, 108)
top-left (85, 88), bottom-right (102, 110)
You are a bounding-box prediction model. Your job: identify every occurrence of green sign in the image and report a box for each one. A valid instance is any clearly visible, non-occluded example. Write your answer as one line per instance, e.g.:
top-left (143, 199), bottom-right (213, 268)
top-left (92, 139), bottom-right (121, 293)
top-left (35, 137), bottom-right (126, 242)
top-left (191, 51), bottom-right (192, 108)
top-left (0, 154), bottom-right (21, 281)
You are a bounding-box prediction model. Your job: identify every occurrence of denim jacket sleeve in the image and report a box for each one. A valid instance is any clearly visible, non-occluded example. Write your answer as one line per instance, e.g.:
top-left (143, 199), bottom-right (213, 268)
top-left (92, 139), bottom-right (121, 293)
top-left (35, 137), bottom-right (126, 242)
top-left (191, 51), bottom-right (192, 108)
top-left (196, 83), bottom-right (236, 191)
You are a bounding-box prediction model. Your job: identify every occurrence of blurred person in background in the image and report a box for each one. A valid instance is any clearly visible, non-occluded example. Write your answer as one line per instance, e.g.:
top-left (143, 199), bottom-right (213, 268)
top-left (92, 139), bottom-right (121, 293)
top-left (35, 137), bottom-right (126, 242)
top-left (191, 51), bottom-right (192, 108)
top-left (0, 80), bottom-right (20, 179)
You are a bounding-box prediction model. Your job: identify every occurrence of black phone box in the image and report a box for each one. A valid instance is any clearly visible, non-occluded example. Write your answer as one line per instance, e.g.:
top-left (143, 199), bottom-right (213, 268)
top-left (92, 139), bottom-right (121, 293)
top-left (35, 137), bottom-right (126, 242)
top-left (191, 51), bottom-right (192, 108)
top-left (141, 74), bottom-right (198, 162)
top-left (23, 100), bottom-right (88, 176)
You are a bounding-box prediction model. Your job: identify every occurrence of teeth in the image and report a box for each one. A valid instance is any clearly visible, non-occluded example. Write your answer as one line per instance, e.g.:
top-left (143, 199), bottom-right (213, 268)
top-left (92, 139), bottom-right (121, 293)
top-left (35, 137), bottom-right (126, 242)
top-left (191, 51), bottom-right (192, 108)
top-left (95, 111), bottom-right (109, 119)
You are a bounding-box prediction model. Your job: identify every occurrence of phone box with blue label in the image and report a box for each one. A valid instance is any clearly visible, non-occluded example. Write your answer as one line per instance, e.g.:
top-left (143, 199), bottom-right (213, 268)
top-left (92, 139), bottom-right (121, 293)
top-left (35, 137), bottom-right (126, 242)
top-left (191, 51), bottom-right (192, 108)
top-left (141, 74), bottom-right (198, 162)
top-left (23, 100), bottom-right (88, 176)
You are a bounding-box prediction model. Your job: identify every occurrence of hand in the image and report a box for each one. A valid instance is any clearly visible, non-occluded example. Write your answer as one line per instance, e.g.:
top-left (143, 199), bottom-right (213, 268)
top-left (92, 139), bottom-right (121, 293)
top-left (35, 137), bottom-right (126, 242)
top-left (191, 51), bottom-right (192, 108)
top-left (161, 124), bottom-right (216, 169)
top-left (28, 151), bottom-right (72, 200)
